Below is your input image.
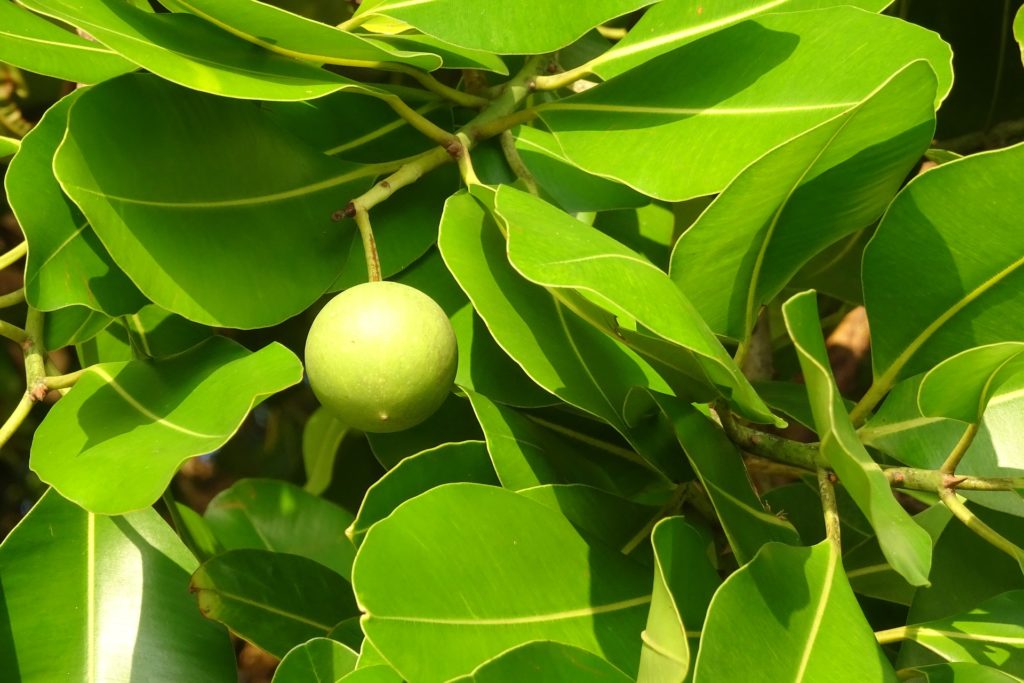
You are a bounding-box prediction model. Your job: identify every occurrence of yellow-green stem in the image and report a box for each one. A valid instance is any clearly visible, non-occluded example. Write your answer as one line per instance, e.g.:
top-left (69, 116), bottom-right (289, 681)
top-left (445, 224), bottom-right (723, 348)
top-left (353, 207), bottom-right (382, 282)
top-left (938, 487), bottom-right (1024, 564)
top-left (0, 288), bottom-right (26, 309)
top-left (940, 422), bottom-right (979, 474)
top-left (818, 468), bottom-right (841, 547)
top-left (0, 242), bottom-right (27, 271)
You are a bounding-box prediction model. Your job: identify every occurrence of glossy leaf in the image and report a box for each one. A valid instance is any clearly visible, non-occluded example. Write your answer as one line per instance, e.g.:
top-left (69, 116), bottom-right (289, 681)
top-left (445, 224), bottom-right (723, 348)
top-left (370, 33), bottom-right (509, 73)
top-left (497, 186), bottom-right (778, 425)
top-left (0, 0), bottom-right (135, 83)
top-left (31, 337), bottom-right (303, 514)
top-left (593, 0), bottom-right (892, 79)
top-left (19, 0), bottom-right (381, 101)
top-left (694, 541), bottom-right (897, 681)
top-left (353, 483), bottom-right (652, 681)
top-left (863, 142), bottom-right (1024, 386)
top-left (54, 74), bottom-right (377, 328)
top-left (303, 406), bottom-right (349, 496)
top-left (272, 638), bottom-right (358, 683)
top-left (352, 0), bottom-right (657, 54)
top-left (901, 662), bottom-right (1022, 682)
top-left (671, 61), bottom-right (937, 341)
top-left (169, 0), bottom-right (441, 70)
top-left (338, 665), bottom-right (404, 682)
top-left (648, 393), bottom-right (801, 563)
top-left (438, 191), bottom-right (668, 439)
top-left (348, 440), bottom-right (498, 546)
top-left (918, 343), bottom-right (1024, 423)
top-left (205, 479), bottom-right (356, 580)
top-left (783, 291), bottom-right (932, 585)
top-left (0, 490), bottom-right (236, 681)
top-left (450, 641), bottom-right (634, 683)
top-left (888, 591), bottom-right (1024, 675)
top-left (542, 7), bottom-right (952, 200)
top-left (192, 549), bottom-right (359, 658)
top-left (638, 517), bottom-right (720, 683)
top-left (6, 89), bottom-right (146, 315)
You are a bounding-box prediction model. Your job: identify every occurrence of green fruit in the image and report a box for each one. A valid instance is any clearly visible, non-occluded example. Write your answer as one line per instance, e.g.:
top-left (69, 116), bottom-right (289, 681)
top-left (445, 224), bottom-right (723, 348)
top-left (304, 281), bottom-right (458, 433)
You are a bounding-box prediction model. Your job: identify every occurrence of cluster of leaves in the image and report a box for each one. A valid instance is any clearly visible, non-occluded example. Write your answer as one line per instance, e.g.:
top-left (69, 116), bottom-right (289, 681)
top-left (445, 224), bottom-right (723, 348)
top-left (1, 1), bottom-right (1024, 681)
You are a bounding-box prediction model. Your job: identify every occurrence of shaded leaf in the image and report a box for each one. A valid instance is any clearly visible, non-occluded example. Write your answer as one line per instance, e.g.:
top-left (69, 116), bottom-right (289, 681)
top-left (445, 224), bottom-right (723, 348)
top-left (671, 61), bottom-right (937, 341)
top-left (901, 662), bottom-right (1022, 682)
top-left (694, 541), bottom-right (897, 681)
top-left (31, 337), bottom-right (303, 514)
top-left (303, 407), bottom-right (349, 496)
top-left (918, 343), bottom-right (1024, 423)
top-left (783, 290), bottom-right (932, 586)
top-left (272, 638), bottom-right (358, 683)
top-left (54, 74), bottom-right (377, 328)
top-left (205, 479), bottom-right (356, 580)
top-left (450, 641), bottom-right (634, 683)
top-left (0, 490), bottom-right (236, 682)
top-left (44, 306), bottom-right (111, 350)
top-left (192, 549), bottom-right (359, 658)
top-left (353, 483), bottom-right (652, 681)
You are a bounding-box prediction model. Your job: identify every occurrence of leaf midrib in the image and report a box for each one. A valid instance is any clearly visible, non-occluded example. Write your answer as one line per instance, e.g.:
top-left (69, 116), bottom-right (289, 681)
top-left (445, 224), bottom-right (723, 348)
top-left (370, 593), bottom-right (652, 626)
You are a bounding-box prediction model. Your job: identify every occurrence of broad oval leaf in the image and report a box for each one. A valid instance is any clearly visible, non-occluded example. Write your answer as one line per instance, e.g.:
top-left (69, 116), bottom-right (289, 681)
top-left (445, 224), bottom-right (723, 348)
top-left (353, 483), bottom-right (652, 682)
top-left (352, 0), bottom-right (657, 54)
top-left (205, 478), bottom-right (356, 580)
top-left (5, 89), bottom-right (147, 315)
top-left (0, 1), bottom-right (135, 83)
top-left (496, 185), bottom-right (778, 425)
top-left (192, 549), bottom-right (360, 658)
top-left (638, 517), bottom-right (720, 683)
top-left (918, 343), bottom-right (1024, 424)
top-left (0, 489), bottom-right (236, 682)
top-left (54, 74), bottom-right (377, 328)
top-left (670, 61), bottom-right (937, 341)
top-left (880, 591), bottom-right (1024, 675)
top-left (450, 641), bottom-right (634, 682)
top-left (168, 0), bottom-right (441, 70)
top-left (783, 291), bottom-right (933, 586)
top-left (694, 541), bottom-right (897, 681)
top-left (31, 336), bottom-right (303, 514)
top-left (18, 0), bottom-right (381, 101)
top-left (592, 0), bottom-right (892, 80)
top-left (348, 440), bottom-right (498, 547)
top-left (273, 638), bottom-right (358, 683)
top-left (864, 142), bottom-right (1024, 388)
top-left (542, 6), bottom-right (952, 200)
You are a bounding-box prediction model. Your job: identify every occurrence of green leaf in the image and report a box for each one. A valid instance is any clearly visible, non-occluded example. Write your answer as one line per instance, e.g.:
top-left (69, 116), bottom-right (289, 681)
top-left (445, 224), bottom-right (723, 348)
top-left (593, 204), bottom-right (676, 270)
top-left (450, 641), bottom-right (634, 682)
top-left (167, 0), bottom-right (441, 70)
top-left (783, 290), bottom-right (933, 586)
top-left (863, 142), bottom-right (1024, 387)
top-left (272, 638), bottom-right (358, 683)
top-left (884, 591), bottom-right (1024, 675)
top-left (1016, 4), bottom-right (1024, 64)
top-left (5, 89), bottom-right (146, 315)
top-left (369, 33), bottom-right (509, 73)
top-left (918, 343), bottom-right (1024, 423)
top-left (54, 74), bottom-right (377, 328)
top-left (205, 479), bottom-right (356, 580)
top-left (671, 61), bottom-right (937, 341)
top-left (901, 662), bottom-right (1023, 682)
top-left (348, 440), bottom-right (498, 546)
top-left (438, 191), bottom-right (669, 440)
top-left (352, 0), bottom-right (657, 54)
top-left (121, 304), bottom-right (213, 358)
top-left (31, 337), bottom-right (303, 514)
top-left (192, 549), bottom-right (360, 658)
top-left (860, 376), bottom-right (1024, 517)
top-left (694, 541), bottom-right (897, 681)
top-left (517, 484), bottom-right (665, 555)
top-left (303, 406), bottom-right (350, 496)
top-left (0, 136), bottom-right (19, 158)
top-left (76, 317), bottom-right (137, 365)
top-left (365, 393), bottom-right (483, 469)
top-left (647, 393), bottom-right (801, 563)
top-left (496, 186), bottom-right (778, 425)
top-left (0, 1), bottom-right (135, 83)
top-left (18, 0), bottom-right (383, 101)
top-left (638, 517), bottom-right (720, 683)
top-left (0, 489), bottom-right (236, 681)
top-left (337, 665), bottom-right (404, 682)
top-left (541, 7), bottom-right (952, 200)
top-left (353, 483), bottom-right (652, 681)
top-left (512, 126), bottom-right (647, 214)
top-left (466, 389), bottom-right (667, 496)
top-left (44, 306), bottom-right (111, 350)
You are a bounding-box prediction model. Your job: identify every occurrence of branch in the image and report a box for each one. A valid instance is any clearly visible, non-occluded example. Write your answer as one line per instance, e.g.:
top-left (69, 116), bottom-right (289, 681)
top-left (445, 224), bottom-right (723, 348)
top-left (499, 129), bottom-right (540, 195)
top-left (818, 468), bottom-right (841, 547)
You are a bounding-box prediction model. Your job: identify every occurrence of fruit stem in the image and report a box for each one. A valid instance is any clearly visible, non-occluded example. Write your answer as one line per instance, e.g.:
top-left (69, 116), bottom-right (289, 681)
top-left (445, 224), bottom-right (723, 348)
top-left (353, 205), bottom-right (382, 282)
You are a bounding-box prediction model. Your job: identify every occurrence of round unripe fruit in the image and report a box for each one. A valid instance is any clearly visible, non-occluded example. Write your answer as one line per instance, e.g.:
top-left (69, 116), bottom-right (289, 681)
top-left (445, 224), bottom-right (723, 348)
top-left (304, 281), bottom-right (458, 433)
